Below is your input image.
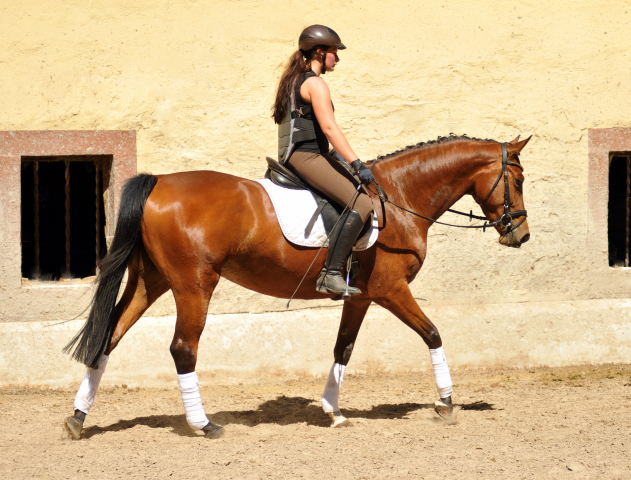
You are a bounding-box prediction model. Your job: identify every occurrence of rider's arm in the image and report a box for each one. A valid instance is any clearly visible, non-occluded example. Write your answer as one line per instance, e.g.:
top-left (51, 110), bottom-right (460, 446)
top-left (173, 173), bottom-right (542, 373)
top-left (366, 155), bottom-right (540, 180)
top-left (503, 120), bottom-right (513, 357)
top-left (302, 77), bottom-right (358, 163)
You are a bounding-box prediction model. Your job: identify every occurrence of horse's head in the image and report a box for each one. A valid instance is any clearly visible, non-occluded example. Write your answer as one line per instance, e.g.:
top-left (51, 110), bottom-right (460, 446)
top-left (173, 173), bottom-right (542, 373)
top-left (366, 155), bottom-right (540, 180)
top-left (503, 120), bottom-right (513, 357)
top-left (473, 136), bottom-right (531, 248)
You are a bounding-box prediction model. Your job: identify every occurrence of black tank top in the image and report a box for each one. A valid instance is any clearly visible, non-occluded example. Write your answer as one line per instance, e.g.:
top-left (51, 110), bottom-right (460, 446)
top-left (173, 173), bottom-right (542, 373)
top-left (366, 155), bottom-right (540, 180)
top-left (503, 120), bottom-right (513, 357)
top-left (294, 71), bottom-right (331, 155)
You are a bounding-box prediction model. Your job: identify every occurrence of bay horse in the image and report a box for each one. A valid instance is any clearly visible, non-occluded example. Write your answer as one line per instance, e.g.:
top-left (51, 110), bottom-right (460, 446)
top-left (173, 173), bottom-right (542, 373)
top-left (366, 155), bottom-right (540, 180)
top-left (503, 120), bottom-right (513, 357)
top-left (63, 135), bottom-right (531, 439)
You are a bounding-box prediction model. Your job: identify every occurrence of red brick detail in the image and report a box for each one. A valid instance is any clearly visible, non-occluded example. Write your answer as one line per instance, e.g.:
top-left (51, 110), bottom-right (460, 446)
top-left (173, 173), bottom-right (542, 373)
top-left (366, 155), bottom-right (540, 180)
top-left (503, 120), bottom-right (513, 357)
top-left (0, 130), bottom-right (136, 247)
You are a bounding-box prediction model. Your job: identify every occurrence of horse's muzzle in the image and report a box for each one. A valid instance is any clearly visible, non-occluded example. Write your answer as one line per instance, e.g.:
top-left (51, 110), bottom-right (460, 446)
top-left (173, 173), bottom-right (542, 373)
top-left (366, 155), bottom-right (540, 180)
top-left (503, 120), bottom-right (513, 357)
top-left (499, 224), bottom-right (530, 248)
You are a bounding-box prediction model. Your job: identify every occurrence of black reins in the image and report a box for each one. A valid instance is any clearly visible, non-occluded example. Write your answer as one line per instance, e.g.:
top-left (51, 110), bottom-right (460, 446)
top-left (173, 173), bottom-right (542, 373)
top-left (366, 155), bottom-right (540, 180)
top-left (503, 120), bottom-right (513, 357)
top-left (368, 143), bottom-right (527, 233)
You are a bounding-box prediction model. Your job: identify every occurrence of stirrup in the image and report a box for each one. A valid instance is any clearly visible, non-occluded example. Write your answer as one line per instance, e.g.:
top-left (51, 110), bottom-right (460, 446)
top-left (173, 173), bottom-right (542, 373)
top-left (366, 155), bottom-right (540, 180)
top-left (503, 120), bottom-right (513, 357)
top-left (316, 269), bottom-right (361, 297)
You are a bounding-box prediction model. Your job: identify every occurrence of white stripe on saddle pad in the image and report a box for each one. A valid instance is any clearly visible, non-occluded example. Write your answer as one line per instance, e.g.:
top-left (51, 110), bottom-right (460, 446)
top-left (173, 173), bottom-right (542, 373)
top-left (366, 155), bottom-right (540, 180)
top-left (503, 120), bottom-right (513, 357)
top-left (256, 179), bottom-right (378, 250)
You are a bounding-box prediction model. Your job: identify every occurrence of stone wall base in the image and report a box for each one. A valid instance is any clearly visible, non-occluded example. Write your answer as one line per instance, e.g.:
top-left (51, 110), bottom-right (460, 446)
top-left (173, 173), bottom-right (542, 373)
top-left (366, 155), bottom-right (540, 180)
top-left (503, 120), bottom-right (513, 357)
top-left (1, 299), bottom-right (630, 388)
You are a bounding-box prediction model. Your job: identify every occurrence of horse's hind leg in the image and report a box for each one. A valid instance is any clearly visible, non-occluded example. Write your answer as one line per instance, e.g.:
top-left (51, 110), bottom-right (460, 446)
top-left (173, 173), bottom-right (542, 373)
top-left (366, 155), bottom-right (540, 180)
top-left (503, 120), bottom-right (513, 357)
top-left (169, 270), bottom-right (224, 439)
top-left (64, 247), bottom-right (170, 440)
top-left (321, 299), bottom-right (372, 427)
top-left (105, 246), bottom-right (170, 354)
top-left (375, 283), bottom-right (454, 420)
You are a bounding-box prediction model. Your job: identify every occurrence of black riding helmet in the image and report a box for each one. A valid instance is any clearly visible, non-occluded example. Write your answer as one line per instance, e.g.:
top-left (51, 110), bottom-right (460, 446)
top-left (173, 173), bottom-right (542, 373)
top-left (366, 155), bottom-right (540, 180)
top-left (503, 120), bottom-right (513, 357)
top-left (298, 25), bottom-right (346, 74)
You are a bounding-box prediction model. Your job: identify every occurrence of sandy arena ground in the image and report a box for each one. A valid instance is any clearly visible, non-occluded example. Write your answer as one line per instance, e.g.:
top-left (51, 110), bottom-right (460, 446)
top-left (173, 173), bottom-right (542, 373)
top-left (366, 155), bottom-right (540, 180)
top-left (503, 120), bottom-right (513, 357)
top-left (1, 365), bottom-right (630, 479)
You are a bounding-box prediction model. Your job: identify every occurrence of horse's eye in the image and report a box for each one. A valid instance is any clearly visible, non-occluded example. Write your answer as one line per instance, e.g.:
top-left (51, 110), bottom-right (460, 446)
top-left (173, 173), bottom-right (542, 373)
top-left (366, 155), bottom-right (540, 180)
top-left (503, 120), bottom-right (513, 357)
top-left (515, 178), bottom-right (524, 187)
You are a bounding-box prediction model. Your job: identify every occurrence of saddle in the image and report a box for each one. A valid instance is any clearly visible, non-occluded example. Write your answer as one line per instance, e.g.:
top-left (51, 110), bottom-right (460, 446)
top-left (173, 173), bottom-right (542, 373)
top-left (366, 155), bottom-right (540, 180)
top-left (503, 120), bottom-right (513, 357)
top-left (264, 156), bottom-right (348, 238)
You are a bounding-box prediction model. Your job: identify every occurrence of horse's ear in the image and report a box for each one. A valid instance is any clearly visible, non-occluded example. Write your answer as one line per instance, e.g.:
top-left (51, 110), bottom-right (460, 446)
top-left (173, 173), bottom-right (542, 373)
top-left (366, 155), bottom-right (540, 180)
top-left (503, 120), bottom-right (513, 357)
top-left (507, 135), bottom-right (531, 155)
top-left (509, 135), bottom-right (520, 144)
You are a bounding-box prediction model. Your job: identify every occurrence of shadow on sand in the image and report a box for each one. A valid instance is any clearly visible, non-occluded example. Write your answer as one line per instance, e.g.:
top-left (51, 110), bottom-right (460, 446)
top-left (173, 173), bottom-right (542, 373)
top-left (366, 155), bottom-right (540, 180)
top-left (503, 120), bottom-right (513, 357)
top-left (460, 400), bottom-right (501, 411)
top-left (80, 396), bottom-right (497, 438)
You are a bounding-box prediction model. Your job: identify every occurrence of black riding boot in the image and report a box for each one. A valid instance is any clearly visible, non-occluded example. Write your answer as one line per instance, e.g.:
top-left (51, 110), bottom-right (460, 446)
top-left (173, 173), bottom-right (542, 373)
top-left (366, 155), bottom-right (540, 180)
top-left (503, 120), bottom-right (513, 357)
top-left (316, 209), bottom-right (365, 296)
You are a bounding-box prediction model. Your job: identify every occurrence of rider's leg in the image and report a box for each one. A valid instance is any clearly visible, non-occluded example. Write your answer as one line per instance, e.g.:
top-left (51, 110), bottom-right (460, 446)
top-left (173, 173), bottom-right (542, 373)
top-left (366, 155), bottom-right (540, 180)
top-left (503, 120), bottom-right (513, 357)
top-left (287, 152), bottom-right (373, 222)
top-left (316, 209), bottom-right (365, 295)
top-left (287, 152), bottom-right (373, 295)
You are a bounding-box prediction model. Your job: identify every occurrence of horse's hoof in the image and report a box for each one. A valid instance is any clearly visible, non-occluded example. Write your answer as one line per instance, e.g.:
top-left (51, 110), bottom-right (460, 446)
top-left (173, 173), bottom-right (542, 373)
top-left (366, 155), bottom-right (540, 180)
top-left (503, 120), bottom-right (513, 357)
top-left (328, 411), bottom-right (351, 428)
top-left (434, 398), bottom-right (454, 420)
top-left (64, 415), bottom-right (83, 440)
top-left (202, 422), bottom-right (225, 439)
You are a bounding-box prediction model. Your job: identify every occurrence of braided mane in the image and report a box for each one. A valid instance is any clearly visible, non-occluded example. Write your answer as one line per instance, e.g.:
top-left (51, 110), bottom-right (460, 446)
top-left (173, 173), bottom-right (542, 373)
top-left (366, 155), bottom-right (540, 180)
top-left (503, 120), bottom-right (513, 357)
top-left (371, 134), bottom-right (499, 162)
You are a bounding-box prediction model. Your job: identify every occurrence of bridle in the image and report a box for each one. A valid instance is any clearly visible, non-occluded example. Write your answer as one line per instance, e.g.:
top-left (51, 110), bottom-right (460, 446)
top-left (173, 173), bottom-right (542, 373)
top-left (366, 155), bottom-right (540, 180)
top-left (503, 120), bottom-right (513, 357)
top-left (368, 143), bottom-right (528, 233)
top-left (475, 143), bottom-right (527, 231)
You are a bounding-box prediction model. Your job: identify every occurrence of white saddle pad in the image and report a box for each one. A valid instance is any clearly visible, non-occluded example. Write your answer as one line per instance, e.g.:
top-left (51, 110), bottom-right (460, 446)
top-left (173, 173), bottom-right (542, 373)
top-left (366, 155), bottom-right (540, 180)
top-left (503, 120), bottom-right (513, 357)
top-left (257, 179), bottom-right (378, 250)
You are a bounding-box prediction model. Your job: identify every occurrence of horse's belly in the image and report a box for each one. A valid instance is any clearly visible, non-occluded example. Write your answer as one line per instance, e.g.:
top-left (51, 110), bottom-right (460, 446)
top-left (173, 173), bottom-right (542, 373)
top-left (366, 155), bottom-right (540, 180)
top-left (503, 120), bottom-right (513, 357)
top-left (220, 249), bottom-right (327, 301)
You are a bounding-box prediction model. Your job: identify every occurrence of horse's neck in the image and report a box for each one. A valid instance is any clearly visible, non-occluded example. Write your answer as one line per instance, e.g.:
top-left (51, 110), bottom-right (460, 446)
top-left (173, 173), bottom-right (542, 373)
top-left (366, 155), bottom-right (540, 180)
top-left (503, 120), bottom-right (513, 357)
top-left (378, 144), bottom-right (487, 221)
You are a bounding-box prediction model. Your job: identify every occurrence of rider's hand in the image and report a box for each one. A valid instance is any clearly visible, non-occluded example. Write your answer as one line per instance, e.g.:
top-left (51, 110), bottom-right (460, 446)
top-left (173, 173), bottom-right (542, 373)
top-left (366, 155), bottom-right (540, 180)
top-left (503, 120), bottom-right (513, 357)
top-left (350, 159), bottom-right (375, 186)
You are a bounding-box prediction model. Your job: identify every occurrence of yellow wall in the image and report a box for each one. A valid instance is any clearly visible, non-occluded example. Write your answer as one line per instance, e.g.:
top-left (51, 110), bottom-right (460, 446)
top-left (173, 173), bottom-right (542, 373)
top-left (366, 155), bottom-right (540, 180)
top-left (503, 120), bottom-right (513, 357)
top-left (3, 1), bottom-right (631, 380)
top-left (2, 0), bottom-right (631, 309)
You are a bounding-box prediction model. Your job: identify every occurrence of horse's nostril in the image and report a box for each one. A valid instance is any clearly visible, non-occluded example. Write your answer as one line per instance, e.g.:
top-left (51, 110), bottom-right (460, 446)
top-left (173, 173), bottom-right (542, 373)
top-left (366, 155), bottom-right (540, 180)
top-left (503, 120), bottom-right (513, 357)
top-left (521, 233), bottom-right (530, 244)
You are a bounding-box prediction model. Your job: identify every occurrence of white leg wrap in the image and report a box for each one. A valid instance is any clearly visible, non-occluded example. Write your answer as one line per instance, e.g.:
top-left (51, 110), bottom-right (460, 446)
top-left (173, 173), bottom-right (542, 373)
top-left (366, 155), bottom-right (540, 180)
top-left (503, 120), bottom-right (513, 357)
top-left (177, 372), bottom-right (210, 430)
top-left (74, 355), bottom-right (109, 414)
top-left (321, 363), bottom-right (346, 413)
top-left (429, 347), bottom-right (453, 399)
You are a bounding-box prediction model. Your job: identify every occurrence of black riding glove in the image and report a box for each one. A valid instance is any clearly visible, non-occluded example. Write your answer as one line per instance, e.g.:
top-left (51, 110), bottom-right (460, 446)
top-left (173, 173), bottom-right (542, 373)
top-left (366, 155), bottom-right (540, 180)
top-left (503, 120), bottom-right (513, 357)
top-left (350, 159), bottom-right (375, 186)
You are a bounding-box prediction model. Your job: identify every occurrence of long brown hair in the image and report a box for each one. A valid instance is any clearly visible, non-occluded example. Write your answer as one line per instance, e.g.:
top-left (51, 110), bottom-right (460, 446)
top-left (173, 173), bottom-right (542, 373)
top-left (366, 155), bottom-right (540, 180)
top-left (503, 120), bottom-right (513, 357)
top-left (272, 50), bottom-right (311, 124)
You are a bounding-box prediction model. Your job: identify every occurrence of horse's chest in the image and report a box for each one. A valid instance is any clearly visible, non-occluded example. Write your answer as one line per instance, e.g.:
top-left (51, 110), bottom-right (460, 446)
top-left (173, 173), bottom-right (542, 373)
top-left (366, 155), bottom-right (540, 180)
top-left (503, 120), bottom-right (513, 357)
top-left (406, 258), bottom-right (422, 282)
top-left (406, 237), bottom-right (427, 280)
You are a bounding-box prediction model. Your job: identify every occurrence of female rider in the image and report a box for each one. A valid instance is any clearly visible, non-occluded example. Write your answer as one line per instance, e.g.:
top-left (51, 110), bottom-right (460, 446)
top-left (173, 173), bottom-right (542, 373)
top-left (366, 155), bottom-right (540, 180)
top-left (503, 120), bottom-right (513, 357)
top-left (272, 25), bottom-right (374, 297)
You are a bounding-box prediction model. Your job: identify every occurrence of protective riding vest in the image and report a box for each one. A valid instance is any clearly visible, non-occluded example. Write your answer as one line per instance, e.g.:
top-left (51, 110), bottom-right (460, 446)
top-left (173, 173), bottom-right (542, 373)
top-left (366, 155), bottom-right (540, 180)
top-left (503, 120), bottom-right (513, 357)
top-left (278, 71), bottom-right (329, 164)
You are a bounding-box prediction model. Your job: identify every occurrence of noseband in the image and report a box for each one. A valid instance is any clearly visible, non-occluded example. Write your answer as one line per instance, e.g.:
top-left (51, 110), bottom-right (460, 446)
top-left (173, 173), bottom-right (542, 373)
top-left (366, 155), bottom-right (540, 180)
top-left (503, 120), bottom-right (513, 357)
top-left (367, 142), bottom-right (528, 233)
top-left (477, 143), bottom-right (527, 232)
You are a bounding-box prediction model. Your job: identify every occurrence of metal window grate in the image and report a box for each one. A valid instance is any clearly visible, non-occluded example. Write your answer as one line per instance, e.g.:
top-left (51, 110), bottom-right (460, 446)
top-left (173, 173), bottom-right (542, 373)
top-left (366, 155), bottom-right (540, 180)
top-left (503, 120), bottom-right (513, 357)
top-left (21, 155), bottom-right (110, 280)
top-left (608, 153), bottom-right (631, 267)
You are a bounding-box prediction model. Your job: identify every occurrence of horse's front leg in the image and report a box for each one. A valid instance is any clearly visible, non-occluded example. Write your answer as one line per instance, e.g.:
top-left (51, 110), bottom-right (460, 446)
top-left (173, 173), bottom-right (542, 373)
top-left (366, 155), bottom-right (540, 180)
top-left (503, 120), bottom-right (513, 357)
top-left (375, 282), bottom-right (454, 419)
top-left (322, 299), bottom-right (371, 427)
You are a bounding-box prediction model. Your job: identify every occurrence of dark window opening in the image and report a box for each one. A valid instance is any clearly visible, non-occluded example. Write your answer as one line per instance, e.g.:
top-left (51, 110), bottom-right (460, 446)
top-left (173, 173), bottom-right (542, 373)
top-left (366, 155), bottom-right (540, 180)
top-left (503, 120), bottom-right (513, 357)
top-left (21, 156), bottom-right (110, 280)
top-left (608, 154), bottom-right (631, 267)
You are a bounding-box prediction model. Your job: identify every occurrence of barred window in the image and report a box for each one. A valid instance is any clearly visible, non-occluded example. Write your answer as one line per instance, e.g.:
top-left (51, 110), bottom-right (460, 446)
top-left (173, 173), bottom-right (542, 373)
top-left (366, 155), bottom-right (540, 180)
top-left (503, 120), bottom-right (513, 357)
top-left (608, 153), bottom-right (631, 267)
top-left (21, 156), bottom-right (110, 280)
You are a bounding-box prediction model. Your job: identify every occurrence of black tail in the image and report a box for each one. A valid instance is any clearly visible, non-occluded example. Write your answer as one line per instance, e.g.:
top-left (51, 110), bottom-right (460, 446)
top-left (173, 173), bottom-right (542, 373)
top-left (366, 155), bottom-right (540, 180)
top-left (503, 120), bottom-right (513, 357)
top-left (63, 173), bottom-right (158, 369)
